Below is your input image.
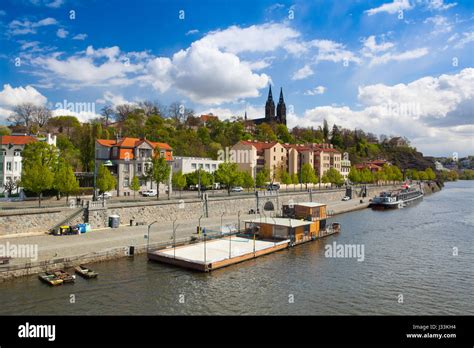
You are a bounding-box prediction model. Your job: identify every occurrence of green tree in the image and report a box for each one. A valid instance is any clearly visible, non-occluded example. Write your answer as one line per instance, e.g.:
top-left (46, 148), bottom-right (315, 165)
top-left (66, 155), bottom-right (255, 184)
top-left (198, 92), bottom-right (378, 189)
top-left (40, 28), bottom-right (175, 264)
top-left (0, 126), bottom-right (11, 136)
top-left (96, 164), bottom-right (116, 200)
top-left (301, 163), bottom-right (316, 189)
top-left (256, 167), bottom-right (270, 188)
top-left (130, 176), bottom-right (141, 200)
top-left (322, 168), bottom-right (344, 187)
top-left (418, 170), bottom-right (428, 181)
top-left (360, 168), bottom-right (374, 183)
top-left (172, 171), bottom-right (187, 196)
top-left (348, 166), bottom-right (361, 184)
top-left (21, 161), bottom-right (54, 207)
top-left (54, 160), bottom-right (80, 202)
top-left (240, 171), bottom-right (255, 192)
top-left (151, 155), bottom-right (171, 199)
top-left (214, 162), bottom-right (242, 195)
top-left (425, 168), bottom-right (436, 181)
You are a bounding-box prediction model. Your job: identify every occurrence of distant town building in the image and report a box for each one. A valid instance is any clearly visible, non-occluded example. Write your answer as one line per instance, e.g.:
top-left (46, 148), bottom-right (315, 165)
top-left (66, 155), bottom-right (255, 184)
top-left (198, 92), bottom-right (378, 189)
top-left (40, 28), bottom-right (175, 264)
top-left (173, 156), bottom-right (223, 174)
top-left (95, 137), bottom-right (172, 196)
top-left (388, 137), bottom-right (408, 147)
top-left (0, 133), bottom-right (57, 194)
top-left (341, 152), bottom-right (351, 181)
top-left (354, 159), bottom-right (391, 173)
top-left (199, 113), bottom-right (219, 125)
top-left (435, 161), bottom-right (449, 171)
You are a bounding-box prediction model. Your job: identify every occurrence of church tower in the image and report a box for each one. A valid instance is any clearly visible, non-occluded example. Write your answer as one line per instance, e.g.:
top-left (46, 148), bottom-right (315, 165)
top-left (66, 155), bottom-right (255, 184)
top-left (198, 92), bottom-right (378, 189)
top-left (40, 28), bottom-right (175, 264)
top-left (265, 85), bottom-right (275, 120)
top-left (276, 87), bottom-right (286, 125)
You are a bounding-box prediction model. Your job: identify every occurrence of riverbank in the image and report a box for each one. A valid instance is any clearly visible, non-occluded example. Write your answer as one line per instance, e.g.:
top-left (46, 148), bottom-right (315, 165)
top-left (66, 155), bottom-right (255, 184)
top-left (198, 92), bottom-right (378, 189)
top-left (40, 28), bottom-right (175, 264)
top-left (0, 182), bottom-right (440, 282)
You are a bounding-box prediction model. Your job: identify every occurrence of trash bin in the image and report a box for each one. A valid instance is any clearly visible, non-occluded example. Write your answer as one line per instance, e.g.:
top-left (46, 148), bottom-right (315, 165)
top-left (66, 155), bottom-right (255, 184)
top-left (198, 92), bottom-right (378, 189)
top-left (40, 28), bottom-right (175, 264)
top-left (77, 223), bottom-right (86, 233)
top-left (109, 215), bottom-right (120, 228)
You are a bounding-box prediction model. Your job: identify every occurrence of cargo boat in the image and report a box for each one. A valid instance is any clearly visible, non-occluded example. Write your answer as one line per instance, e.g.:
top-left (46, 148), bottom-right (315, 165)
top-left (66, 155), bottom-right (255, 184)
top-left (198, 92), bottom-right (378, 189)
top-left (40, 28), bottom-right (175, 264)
top-left (38, 273), bottom-right (63, 286)
top-left (52, 270), bottom-right (76, 283)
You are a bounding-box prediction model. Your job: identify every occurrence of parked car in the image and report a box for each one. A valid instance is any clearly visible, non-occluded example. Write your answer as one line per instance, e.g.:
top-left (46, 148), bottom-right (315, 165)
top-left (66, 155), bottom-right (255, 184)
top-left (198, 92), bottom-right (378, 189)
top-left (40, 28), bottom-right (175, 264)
top-left (230, 186), bottom-right (243, 192)
top-left (266, 183), bottom-right (280, 191)
top-left (142, 189), bottom-right (157, 197)
top-left (97, 192), bottom-right (112, 200)
top-left (342, 196), bottom-right (351, 201)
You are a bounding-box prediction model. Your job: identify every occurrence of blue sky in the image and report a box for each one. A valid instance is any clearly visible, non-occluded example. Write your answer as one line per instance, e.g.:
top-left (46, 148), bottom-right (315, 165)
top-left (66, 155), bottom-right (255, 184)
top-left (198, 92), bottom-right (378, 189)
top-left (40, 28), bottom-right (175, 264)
top-left (0, 0), bottom-right (473, 156)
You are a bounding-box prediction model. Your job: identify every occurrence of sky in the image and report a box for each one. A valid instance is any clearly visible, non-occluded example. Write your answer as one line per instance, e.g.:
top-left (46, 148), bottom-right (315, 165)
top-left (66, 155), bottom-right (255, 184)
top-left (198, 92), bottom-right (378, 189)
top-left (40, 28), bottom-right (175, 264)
top-left (0, 0), bottom-right (473, 157)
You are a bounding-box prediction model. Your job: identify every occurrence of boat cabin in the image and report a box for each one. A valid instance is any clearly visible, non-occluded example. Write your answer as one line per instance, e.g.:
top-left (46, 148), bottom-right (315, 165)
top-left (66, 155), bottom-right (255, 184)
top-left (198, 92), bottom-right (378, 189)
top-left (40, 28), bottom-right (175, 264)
top-left (244, 217), bottom-right (319, 245)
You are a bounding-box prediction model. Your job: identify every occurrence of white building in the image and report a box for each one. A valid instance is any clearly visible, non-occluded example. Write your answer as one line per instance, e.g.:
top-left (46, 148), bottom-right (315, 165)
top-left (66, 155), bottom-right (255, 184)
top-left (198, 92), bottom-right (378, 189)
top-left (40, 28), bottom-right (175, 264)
top-left (341, 152), bottom-right (351, 182)
top-left (0, 133), bottom-right (57, 194)
top-left (173, 156), bottom-right (223, 174)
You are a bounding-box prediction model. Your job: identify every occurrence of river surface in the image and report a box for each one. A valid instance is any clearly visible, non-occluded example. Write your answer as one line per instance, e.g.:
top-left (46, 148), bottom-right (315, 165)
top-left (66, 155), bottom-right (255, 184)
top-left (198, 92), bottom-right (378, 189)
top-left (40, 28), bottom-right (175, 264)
top-left (0, 181), bottom-right (472, 315)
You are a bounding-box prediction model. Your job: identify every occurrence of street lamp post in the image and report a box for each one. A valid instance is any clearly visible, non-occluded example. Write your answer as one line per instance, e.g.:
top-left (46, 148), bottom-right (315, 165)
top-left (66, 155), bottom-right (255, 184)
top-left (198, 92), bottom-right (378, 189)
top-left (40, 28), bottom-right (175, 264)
top-left (147, 220), bottom-right (158, 253)
top-left (198, 215), bottom-right (203, 235)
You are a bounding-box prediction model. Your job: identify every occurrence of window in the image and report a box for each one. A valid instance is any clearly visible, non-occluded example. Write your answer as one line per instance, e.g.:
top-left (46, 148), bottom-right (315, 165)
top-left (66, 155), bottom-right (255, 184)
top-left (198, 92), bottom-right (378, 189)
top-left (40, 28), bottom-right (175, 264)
top-left (191, 163), bottom-right (197, 169)
top-left (199, 164), bottom-right (203, 169)
top-left (212, 164), bottom-right (216, 169)
top-left (137, 163), bottom-right (142, 173)
top-left (6, 162), bottom-right (12, 171)
top-left (274, 156), bottom-right (276, 160)
top-left (281, 148), bottom-right (283, 152)
top-left (124, 177), bottom-right (129, 187)
top-left (205, 164), bottom-right (210, 170)
top-left (14, 150), bottom-right (21, 156)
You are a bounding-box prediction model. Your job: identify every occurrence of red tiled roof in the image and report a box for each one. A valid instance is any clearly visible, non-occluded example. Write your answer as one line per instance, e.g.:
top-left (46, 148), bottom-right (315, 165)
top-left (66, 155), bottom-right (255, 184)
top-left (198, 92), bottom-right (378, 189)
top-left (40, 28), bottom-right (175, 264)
top-left (0, 135), bottom-right (37, 145)
top-left (239, 140), bottom-right (279, 151)
top-left (96, 137), bottom-right (172, 150)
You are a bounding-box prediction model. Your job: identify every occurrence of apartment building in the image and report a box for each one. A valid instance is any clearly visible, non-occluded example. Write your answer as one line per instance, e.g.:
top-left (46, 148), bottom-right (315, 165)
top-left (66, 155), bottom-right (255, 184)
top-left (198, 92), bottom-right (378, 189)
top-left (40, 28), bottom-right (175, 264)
top-left (95, 137), bottom-right (173, 196)
top-left (232, 140), bottom-right (287, 179)
top-left (173, 156), bottom-right (223, 174)
top-left (0, 133), bottom-right (57, 194)
top-left (231, 140), bottom-right (342, 181)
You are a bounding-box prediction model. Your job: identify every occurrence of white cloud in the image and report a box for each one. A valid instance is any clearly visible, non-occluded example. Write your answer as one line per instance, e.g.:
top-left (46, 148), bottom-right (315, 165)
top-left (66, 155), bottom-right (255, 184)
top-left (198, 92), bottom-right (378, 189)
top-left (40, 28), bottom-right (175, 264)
top-left (8, 17), bottom-right (58, 35)
top-left (0, 84), bottom-right (48, 121)
top-left (96, 91), bottom-right (133, 107)
top-left (201, 23), bottom-right (300, 54)
top-left (453, 31), bottom-right (474, 49)
top-left (362, 35), bottom-right (395, 55)
top-left (31, 46), bottom-right (143, 87)
top-left (0, 84), bottom-right (47, 107)
top-left (72, 33), bottom-right (87, 40)
top-left (296, 68), bottom-right (474, 156)
top-left (304, 86), bottom-right (326, 95)
top-left (56, 28), bottom-right (68, 38)
top-left (186, 29), bottom-right (199, 36)
top-left (167, 40), bottom-right (269, 104)
top-left (46, 0), bottom-right (64, 8)
top-left (424, 15), bottom-right (452, 34)
top-left (292, 65), bottom-right (314, 80)
top-left (426, 0), bottom-right (457, 11)
top-left (369, 47), bottom-right (429, 66)
top-left (365, 0), bottom-right (413, 16)
top-left (310, 39), bottom-right (361, 64)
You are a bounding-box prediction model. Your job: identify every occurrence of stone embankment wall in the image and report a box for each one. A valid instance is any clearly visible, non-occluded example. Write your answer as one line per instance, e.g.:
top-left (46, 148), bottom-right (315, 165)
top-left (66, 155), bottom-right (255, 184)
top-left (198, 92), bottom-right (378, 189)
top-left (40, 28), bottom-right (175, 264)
top-left (1, 183), bottom-right (438, 236)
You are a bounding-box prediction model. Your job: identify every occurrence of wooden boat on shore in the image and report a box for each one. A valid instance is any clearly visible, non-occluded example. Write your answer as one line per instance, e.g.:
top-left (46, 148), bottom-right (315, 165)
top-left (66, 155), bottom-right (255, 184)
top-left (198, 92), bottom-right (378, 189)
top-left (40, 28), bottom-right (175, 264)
top-left (38, 272), bottom-right (63, 286)
top-left (52, 270), bottom-right (76, 283)
top-left (74, 265), bottom-right (98, 279)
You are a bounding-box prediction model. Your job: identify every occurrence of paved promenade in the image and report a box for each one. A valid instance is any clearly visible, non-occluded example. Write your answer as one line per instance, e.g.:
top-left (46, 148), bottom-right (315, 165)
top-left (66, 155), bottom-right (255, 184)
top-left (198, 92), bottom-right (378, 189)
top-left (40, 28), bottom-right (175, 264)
top-left (0, 198), bottom-right (369, 271)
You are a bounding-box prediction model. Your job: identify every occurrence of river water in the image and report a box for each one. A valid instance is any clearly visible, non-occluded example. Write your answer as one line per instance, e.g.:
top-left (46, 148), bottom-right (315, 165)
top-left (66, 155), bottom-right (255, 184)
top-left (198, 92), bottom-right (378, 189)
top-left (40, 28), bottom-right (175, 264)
top-left (0, 181), bottom-right (472, 315)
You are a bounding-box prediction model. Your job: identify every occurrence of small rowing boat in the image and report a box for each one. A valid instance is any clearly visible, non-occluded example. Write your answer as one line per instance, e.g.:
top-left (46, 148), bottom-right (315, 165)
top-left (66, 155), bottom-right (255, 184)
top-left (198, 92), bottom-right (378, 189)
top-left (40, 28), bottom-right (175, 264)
top-left (74, 265), bottom-right (98, 279)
